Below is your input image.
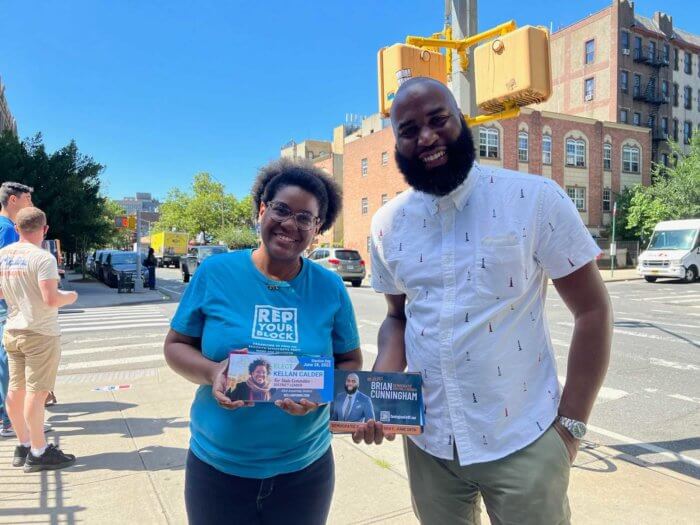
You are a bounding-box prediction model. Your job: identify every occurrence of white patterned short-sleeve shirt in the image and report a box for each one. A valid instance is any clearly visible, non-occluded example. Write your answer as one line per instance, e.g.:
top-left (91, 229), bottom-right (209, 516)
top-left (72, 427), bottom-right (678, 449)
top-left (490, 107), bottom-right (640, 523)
top-left (370, 163), bottom-right (601, 465)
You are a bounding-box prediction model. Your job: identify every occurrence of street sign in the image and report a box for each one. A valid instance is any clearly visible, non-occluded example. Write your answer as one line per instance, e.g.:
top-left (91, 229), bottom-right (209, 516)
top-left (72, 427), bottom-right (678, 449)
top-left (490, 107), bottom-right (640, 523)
top-left (610, 242), bottom-right (617, 256)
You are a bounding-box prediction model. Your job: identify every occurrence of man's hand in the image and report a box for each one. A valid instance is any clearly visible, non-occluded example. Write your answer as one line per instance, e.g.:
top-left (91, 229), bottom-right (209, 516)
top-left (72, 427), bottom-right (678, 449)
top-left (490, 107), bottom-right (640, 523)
top-left (275, 398), bottom-right (320, 416)
top-left (210, 358), bottom-right (252, 411)
top-left (352, 420), bottom-right (396, 445)
top-left (553, 421), bottom-right (579, 464)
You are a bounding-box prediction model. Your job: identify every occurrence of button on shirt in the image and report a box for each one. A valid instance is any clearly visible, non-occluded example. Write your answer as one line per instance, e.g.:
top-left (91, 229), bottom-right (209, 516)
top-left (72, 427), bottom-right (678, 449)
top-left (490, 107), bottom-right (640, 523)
top-left (370, 164), bottom-right (601, 465)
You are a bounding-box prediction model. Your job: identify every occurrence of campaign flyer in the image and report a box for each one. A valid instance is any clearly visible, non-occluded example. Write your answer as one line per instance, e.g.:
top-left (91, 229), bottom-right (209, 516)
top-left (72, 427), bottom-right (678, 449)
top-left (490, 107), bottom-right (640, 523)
top-left (330, 371), bottom-right (424, 435)
top-left (225, 353), bottom-right (334, 403)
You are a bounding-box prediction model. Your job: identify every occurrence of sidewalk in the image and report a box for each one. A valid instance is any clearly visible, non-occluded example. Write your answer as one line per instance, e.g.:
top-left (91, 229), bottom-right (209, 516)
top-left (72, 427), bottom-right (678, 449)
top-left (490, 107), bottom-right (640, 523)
top-left (597, 268), bottom-right (642, 283)
top-left (62, 271), bottom-right (170, 309)
top-left (0, 367), bottom-right (697, 524)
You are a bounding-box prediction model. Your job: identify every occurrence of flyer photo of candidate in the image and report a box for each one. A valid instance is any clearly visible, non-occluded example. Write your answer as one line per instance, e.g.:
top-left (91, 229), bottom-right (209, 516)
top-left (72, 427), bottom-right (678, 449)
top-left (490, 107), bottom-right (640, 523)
top-left (226, 358), bottom-right (273, 402)
top-left (331, 372), bottom-right (375, 422)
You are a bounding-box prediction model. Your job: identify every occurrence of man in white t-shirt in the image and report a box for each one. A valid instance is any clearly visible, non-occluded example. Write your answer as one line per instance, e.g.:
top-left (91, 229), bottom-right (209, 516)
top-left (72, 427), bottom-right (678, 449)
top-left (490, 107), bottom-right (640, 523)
top-left (370, 78), bottom-right (613, 524)
top-left (0, 207), bottom-right (78, 472)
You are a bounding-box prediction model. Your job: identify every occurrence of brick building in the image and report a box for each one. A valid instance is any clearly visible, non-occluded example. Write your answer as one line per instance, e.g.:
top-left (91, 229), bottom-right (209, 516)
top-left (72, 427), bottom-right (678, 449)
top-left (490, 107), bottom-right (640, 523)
top-left (341, 108), bottom-right (650, 270)
top-left (535, 0), bottom-right (700, 164)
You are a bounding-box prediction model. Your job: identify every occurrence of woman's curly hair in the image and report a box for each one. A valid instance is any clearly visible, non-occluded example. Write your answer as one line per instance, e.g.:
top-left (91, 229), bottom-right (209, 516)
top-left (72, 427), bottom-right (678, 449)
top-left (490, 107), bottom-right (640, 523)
top-left (251, 158), bottom-right (342, 234)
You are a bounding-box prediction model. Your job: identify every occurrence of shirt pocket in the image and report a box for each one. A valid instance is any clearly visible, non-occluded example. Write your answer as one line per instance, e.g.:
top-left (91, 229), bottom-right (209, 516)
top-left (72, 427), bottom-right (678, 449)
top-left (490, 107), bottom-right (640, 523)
top-left (475, 232), bottom-right (526, 300)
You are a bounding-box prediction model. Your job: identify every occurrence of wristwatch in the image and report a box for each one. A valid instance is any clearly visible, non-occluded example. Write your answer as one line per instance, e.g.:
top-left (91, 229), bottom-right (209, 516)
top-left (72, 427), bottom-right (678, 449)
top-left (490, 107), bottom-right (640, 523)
top-left (557, 416), bottom-right (587, 439)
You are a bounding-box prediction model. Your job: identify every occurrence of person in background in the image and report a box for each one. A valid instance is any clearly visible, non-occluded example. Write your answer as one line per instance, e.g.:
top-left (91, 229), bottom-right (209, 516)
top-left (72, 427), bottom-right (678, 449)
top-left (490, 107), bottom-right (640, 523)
top-left (0, 182), bottom-right (34, 438)
top-left (0, 207), bottom-right (78, 472)
top-left (144, 247), bottom-right (157, 290)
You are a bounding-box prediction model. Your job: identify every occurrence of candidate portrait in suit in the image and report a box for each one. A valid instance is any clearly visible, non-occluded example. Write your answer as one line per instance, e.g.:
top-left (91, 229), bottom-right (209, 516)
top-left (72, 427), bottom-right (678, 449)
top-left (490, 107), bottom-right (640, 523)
top-left (331, 373), bottom-right (375, 422)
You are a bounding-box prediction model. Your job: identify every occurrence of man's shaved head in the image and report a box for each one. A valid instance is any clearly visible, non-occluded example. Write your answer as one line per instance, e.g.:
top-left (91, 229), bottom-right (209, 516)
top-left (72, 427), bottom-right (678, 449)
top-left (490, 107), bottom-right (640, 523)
top-left (390, 76), bottom-right (475, 196)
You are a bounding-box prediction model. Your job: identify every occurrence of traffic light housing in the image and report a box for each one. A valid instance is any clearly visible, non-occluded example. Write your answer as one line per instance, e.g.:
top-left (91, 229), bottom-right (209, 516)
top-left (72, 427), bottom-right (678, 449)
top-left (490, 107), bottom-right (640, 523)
top-left (474, 26), bottom-right (551, 114)
top-left (377, 44), bottom-right (447, 117)
top-left (128, 216), bottom-right (136, 229)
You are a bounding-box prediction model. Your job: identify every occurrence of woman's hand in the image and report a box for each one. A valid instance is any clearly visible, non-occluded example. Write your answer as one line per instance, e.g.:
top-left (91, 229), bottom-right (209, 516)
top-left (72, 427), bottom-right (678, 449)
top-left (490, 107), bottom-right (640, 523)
top-left (275, 398), bottom-right (320, 416)
top-left (211, 358), bottom-right (253, 410)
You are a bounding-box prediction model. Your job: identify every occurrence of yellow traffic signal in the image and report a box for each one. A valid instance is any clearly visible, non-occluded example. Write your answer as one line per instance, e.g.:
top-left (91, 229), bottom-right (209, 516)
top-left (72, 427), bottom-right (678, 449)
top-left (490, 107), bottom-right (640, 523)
top-left (378, 44), bottom-right (446, 117)
top-left (474, 26), bottom-right (551, 114)
top-left (128, 216), bottom-right (136, 229)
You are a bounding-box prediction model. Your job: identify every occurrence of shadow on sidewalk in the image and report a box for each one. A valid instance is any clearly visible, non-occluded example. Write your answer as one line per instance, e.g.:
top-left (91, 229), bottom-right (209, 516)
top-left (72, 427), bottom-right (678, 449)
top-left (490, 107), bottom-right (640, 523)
top-left (70, 445), bottom-right (187, 472)
top-left (0, 435), bottom-right (86, 524)
top-left (46, 401), bottom-right (138, 418)
top-left (45, 416), bottom-right (188, 439)
top-left (615, 320), bottom-right (700, 349)
top-left (609, 437), bottom-right (700, 480)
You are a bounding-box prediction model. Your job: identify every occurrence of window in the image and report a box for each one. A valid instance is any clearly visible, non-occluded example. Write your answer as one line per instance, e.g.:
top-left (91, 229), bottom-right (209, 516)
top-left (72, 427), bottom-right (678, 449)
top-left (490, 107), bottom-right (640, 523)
top-left (381, 193), bottom-right (388, 206)
top-left (622, 145), bottom-right (640, 173)
top-left (366, 236), bottom-right (371, 255)
top-left (381, 151), bottom-right (388, 166)
top-left (674, 48), bottom-right (679, 71)
top-left (661, 117), bottom-right (669, 136)
top-left (634, 36), bottom-right (642, 59)
top-left (620, 31), bottom-right (629, 51)
top-left (479, 127), bottom-right (499, 158)
top-left (620, 71), bottom-right (628, 93)
top-left (662, 80), bottom-right (669, 98)
top-left (685, 51), bottom-right (692, 75)
top-left (663, 43), bottom-right (670, 62)
top-left (633, 74), bottom-right (641, 97)
top-left (648, 41), bottom-right (656, 61)
top-left (603, 143), bottom-right (612, 170)
top-left (542, 135), bottom-right (552, 165)
top-left (620, 109), bottom-right (628, 123)
top-left (602, 188), bottom-right (611, 212)
top-left (684, 86), bottom-right (692, 110)
top-left (518, 132), bottom-right (529, 162)
top-left (361, 197), bottom-right (368, 214)
top-left (566, 187), bottom-right (586, 211)
top-left (584, 78), bottom-right (595, 100)
top-left (673, 83), bottom-right (679, 106)
top-left (648, 114), bottom-right (656, 130)
top-left (684, 121), bottom-right (692, 145)
top-left (661, 153), bottom-right (669, 167)
top-left (361, 158), bottom-right (368, 176)
top-left (673, 118), bottom-right (679, 141)
top-left (566, 139), bottom-right (586, 167)
top-left (633, 112), bottom-right (641, 126)
top-left (585, 39), bottom-right (595, 64)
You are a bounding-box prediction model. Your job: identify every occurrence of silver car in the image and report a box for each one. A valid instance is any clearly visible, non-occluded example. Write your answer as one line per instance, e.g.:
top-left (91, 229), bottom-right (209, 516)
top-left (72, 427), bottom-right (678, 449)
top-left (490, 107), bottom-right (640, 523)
top-left (308, 248), bottom-right (366, 287)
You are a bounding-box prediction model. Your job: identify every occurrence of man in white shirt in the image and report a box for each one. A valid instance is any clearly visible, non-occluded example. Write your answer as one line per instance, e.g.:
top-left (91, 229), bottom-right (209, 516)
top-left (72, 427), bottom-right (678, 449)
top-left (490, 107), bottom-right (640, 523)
top-left (370, 77), bottom-right (612, 524)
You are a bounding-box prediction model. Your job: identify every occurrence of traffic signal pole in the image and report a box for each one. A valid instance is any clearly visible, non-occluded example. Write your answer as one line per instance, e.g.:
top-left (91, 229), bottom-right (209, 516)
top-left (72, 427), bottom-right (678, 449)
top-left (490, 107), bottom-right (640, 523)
top-left (135, 210), bottom-right (144, 291)
top-left (448, 0), bottom-right (478, 119)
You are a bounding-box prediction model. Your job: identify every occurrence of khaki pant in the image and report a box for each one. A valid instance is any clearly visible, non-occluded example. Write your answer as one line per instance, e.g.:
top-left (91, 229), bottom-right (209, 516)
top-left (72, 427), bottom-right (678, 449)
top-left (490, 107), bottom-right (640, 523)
top-left (3, 330), bottom-right (61, 392)
top-left (404, 425), bottom-right (571, 525)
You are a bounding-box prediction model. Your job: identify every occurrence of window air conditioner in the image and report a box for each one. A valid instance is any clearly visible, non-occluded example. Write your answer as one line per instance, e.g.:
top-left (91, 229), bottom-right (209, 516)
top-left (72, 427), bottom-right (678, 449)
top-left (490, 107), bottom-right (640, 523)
top-left (585, 94), bottom-right (593, 101)
top-left (622, 48), bottom-right (630, 56)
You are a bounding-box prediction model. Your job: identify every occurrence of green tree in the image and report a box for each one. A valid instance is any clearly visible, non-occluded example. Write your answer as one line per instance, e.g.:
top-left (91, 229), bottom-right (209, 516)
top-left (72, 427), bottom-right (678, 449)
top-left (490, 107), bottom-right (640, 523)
top-left (625, 137), bottom-right (700, 241)
top-left (214, 225), bottom-right (258, 250)
top-left (0, 132), bottom-right (117, 267)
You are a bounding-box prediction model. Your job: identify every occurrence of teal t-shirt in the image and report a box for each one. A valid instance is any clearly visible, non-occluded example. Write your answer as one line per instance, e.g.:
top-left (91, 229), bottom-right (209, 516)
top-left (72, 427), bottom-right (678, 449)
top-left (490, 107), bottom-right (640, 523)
top-left (170, 249), bottom-right (360, 479)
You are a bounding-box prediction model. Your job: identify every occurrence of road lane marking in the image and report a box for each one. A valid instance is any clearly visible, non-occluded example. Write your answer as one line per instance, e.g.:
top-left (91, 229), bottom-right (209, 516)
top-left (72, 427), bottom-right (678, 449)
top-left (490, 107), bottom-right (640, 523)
top-left (362, 344), bottom-right (378, 354)
top-left (62, 342), bottom-right (163, 357)
top-left (159, 286), bottom-right (184, 296)
top-left (558, 376), bottom-right (628, 401)
top-left (651, 309), bottom-right (673, 314)
top-left (59, 353), bottom-right (164, 371)
top-left (587, 424), bottom-right (700, 469)
top-left (668, 394), bottom-right (700, 404)
top-left (65, 333), bottom-right (165, 344)
top-left (649, 358), bottom-right (699, 371)
top-left (62, 322), bottom-right (170, 333)
top-left (61, 306), bottom-right (163, 314)
top-left (60, 317), bottom-right (167, 327)
top-left (358, 319), bottom-right (381, 327)
top-left (59, 314), bottom-right (166, 323)
top-left (616, 317), bottom-right (700, 329)
top-left (558, 322), bottom-right (700, 345)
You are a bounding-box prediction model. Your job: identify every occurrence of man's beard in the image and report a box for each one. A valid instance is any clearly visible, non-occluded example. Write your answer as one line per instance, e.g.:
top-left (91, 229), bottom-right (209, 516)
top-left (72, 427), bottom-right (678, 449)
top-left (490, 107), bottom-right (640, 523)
top-left (345, 385), bottom-right (358, 395)
top-left (395, 120), bottom-right (476, 197)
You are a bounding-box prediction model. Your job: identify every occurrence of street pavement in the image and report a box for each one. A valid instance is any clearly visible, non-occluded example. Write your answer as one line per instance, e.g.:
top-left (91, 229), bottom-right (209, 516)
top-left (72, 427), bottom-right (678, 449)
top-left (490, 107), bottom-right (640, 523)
top-left (0, 269), bottom-right (697, 523)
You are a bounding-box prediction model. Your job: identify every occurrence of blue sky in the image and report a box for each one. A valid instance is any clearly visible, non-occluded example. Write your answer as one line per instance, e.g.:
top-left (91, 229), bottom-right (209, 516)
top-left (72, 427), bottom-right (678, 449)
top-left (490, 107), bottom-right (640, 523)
top-left (2, 1), bottom-right (698, 200)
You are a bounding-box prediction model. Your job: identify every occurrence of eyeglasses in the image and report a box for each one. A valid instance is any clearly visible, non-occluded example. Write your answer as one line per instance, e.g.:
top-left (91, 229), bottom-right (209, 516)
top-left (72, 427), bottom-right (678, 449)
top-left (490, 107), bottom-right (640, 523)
top-left (264, 201), bottom-right (320, 231)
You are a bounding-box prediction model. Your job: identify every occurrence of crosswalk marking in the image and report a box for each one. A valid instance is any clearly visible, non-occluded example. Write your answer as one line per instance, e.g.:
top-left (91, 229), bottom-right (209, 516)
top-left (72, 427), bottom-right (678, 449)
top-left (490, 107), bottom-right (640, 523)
top-left (59, 353), bottom-right (164, 372)
top-left (62, 322), bottom-right (171, 334)
top-left (62, 341), bottom-right (163, 357)
top-left (58, 305), bottom-right (170, 334)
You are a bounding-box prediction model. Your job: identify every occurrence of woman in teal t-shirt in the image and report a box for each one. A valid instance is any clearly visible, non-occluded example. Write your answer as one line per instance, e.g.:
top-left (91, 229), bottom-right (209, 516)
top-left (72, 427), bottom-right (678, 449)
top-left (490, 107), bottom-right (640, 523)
top-left (164, 159), bottom-right (363, 525)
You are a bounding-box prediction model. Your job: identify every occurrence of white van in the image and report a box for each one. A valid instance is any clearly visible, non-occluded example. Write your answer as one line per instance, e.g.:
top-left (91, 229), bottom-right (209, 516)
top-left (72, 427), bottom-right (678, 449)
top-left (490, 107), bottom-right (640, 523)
top-left (636, 219), bottom-right (700, 283)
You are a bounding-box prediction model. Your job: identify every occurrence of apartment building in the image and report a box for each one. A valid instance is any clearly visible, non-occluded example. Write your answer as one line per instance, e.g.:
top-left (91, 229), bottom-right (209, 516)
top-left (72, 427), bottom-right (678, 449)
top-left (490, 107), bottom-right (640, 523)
top-left (0, 76), bottom-right (17, 136)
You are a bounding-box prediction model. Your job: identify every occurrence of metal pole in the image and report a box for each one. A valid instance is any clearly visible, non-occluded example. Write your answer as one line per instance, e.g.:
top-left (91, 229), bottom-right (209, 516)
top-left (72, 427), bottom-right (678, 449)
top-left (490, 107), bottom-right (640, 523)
top-left (610, 201), bottom-right (617, 278)
top-left (135, 210), bottom-right (144, 291)
top-left (449, 0), bottom-right (478, 117)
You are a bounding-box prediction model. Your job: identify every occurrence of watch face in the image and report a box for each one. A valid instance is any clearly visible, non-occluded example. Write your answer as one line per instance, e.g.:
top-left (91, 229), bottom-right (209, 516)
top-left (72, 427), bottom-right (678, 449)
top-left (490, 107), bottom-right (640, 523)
top-left (571, 421), bottom-right (587, 439)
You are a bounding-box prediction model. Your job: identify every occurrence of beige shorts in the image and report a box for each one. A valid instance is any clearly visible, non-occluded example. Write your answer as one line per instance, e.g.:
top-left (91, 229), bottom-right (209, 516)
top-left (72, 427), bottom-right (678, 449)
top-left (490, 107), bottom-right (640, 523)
top-left (3, 330), bottom-right (61, 392)
top-left (404, 425), bottom-right (571, 525)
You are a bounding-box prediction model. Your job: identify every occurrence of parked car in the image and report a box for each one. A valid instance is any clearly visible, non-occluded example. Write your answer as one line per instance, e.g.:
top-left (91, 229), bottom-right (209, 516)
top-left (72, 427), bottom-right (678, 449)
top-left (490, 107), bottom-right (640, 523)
top-left (181, 245), bottom-right (228, 283)
top-left (41, 239), bottom-right (65, 287)
top-left (94, 250), bottom-right (118, 281)
top-left (85, 250), bottom-right (96, 275)
top-left (102, 251), bottom-right (148, 288)
top-left (307, 247), bottom-right (366, 287)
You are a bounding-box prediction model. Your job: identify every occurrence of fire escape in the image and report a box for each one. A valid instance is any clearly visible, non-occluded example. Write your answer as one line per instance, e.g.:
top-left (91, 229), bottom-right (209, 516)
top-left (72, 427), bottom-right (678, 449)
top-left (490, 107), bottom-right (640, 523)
top-left (633, 46), bottom-right (669, 162)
